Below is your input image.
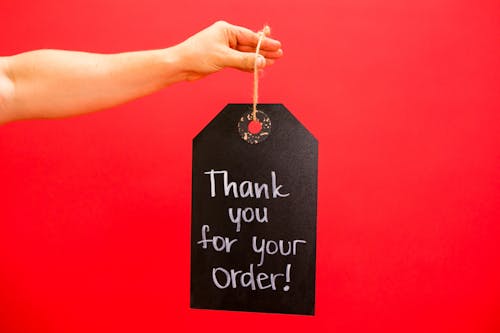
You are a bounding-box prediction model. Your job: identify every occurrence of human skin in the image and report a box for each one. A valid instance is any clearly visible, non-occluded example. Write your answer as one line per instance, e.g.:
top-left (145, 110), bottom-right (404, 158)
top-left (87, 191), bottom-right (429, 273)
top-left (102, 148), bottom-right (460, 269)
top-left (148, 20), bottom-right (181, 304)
top-left (0, 21), bottom-right (283, 124)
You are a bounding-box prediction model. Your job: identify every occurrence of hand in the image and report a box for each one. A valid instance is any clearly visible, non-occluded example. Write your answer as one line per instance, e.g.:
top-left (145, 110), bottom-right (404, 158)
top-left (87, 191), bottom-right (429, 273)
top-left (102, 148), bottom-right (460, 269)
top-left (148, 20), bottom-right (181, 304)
top-left (174, 21), bottom-right (283, 81)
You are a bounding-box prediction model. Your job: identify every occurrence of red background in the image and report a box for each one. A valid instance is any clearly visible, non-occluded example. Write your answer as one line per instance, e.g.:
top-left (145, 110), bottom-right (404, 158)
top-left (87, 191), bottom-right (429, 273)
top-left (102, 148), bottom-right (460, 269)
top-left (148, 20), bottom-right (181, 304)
top-left (1, 0), bottom-right (499, 332)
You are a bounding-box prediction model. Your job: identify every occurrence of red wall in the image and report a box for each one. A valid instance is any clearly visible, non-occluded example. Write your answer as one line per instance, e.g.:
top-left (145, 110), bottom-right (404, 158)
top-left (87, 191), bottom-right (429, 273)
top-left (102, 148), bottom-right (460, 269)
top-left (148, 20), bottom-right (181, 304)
top-left (1, 0), bottom-right (499, 332)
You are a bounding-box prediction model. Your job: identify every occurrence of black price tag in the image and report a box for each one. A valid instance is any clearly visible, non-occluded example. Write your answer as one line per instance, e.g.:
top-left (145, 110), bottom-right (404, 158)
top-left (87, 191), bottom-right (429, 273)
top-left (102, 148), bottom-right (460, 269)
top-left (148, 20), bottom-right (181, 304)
top-left (190, 104), bottom-right (318, 315)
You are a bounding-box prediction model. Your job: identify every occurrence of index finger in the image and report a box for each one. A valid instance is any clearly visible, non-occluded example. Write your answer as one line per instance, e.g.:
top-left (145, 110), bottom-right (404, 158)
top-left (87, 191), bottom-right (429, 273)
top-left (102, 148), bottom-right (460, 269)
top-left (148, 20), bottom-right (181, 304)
top-left (231, 24), bottom-right (282, 51)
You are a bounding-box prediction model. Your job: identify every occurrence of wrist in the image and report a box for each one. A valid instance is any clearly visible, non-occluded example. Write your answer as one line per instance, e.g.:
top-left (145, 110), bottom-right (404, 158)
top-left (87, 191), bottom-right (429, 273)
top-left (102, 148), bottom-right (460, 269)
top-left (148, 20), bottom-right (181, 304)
top-left (160, 44), bottom-right (193, 84)
top-left (156, 46), bottom-right (186, 85)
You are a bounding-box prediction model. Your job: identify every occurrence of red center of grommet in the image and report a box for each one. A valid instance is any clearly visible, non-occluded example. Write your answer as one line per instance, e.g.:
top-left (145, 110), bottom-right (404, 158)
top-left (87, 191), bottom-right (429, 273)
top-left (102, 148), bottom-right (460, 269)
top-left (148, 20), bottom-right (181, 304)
top-left (248, 120), bottom-right (262, 134)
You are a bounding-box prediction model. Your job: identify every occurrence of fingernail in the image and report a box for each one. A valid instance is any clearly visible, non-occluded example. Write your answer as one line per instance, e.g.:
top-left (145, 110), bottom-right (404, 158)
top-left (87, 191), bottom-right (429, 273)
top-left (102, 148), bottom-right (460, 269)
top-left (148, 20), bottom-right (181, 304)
top-left (257, 55), bottom-right (266, 68)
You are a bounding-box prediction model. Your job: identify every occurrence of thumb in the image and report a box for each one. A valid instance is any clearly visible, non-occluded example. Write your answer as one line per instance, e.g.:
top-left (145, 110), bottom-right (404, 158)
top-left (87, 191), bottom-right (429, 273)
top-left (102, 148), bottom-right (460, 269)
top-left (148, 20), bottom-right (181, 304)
top-left (225, 49), bottom-right (266, 71)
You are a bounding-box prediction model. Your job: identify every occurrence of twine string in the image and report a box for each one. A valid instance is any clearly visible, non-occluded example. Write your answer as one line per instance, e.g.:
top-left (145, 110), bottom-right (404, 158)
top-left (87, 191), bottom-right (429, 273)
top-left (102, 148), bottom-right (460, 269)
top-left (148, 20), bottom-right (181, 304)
top-left (252, 25), bottom-right (270, 121)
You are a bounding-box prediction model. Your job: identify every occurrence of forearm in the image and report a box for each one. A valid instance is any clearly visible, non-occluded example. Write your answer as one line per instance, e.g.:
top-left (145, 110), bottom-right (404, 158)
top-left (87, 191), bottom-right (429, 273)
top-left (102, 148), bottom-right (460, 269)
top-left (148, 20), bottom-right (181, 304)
top-left (1, 47), bottom-right (185, 123)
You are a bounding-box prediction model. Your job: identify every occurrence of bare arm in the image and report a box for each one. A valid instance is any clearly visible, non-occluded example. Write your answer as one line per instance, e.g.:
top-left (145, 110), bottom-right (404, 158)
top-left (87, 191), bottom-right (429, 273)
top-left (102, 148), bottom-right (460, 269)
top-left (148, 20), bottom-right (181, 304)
top-left (0, 21), bottom-right (282, 124)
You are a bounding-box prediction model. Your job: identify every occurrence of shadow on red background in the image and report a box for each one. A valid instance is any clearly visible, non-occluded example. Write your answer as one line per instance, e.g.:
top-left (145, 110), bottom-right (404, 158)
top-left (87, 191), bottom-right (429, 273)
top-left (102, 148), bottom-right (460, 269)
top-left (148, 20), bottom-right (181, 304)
top-left (1, 0), bottom-right (499, 332)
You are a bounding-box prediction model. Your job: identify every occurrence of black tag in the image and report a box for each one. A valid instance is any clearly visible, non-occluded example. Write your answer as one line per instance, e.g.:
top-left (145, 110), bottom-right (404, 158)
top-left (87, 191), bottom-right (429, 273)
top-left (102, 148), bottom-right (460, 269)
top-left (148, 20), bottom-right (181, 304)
top-left (190, 104), bottom-right (318, 315)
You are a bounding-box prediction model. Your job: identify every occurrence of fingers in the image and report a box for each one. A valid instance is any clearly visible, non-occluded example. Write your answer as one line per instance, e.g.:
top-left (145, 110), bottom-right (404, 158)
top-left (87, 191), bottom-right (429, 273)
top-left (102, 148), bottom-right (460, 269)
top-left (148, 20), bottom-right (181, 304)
top-left (259, 37), bottom-right (282, 52)
top-left (225, 48), bottom-right (272, 72)
top-left (230, 24), bottom-right (282, 51)
top-left (236, 45), bottom-right (283, 59)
